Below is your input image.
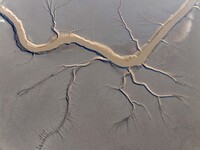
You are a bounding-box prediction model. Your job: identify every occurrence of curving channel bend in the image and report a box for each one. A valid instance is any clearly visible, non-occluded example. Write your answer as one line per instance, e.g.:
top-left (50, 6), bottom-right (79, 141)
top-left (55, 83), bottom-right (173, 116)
top-left (0, 0), bottom-right (197, 67)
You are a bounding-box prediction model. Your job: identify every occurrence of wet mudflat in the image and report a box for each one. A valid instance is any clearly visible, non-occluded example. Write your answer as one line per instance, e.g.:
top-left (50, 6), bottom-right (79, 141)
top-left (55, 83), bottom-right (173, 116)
top-left (0, 0), bottom-right (200, 150)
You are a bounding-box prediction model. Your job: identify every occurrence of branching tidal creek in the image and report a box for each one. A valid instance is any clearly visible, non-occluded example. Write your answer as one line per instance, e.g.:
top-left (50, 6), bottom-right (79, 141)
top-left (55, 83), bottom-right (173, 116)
top-left (0, 0), bottom-right (199, 149)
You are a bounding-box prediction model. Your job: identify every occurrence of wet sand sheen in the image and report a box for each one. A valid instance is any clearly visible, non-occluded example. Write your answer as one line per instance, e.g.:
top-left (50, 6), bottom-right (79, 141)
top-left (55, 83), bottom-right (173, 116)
top-left (0, 0), bottom-right (197, 67)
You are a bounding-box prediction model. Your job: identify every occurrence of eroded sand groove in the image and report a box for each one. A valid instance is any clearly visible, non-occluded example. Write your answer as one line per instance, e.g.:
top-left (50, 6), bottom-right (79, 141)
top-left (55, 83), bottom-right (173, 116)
top-left (0, 0), bottom-right (199, 149)
top-left (0, 0), bottom-right (198, 67)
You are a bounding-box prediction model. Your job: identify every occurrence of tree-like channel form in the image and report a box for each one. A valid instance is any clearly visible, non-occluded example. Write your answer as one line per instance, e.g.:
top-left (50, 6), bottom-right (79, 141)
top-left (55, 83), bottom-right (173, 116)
top-left (0, 0), bottom-right (199, 149)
